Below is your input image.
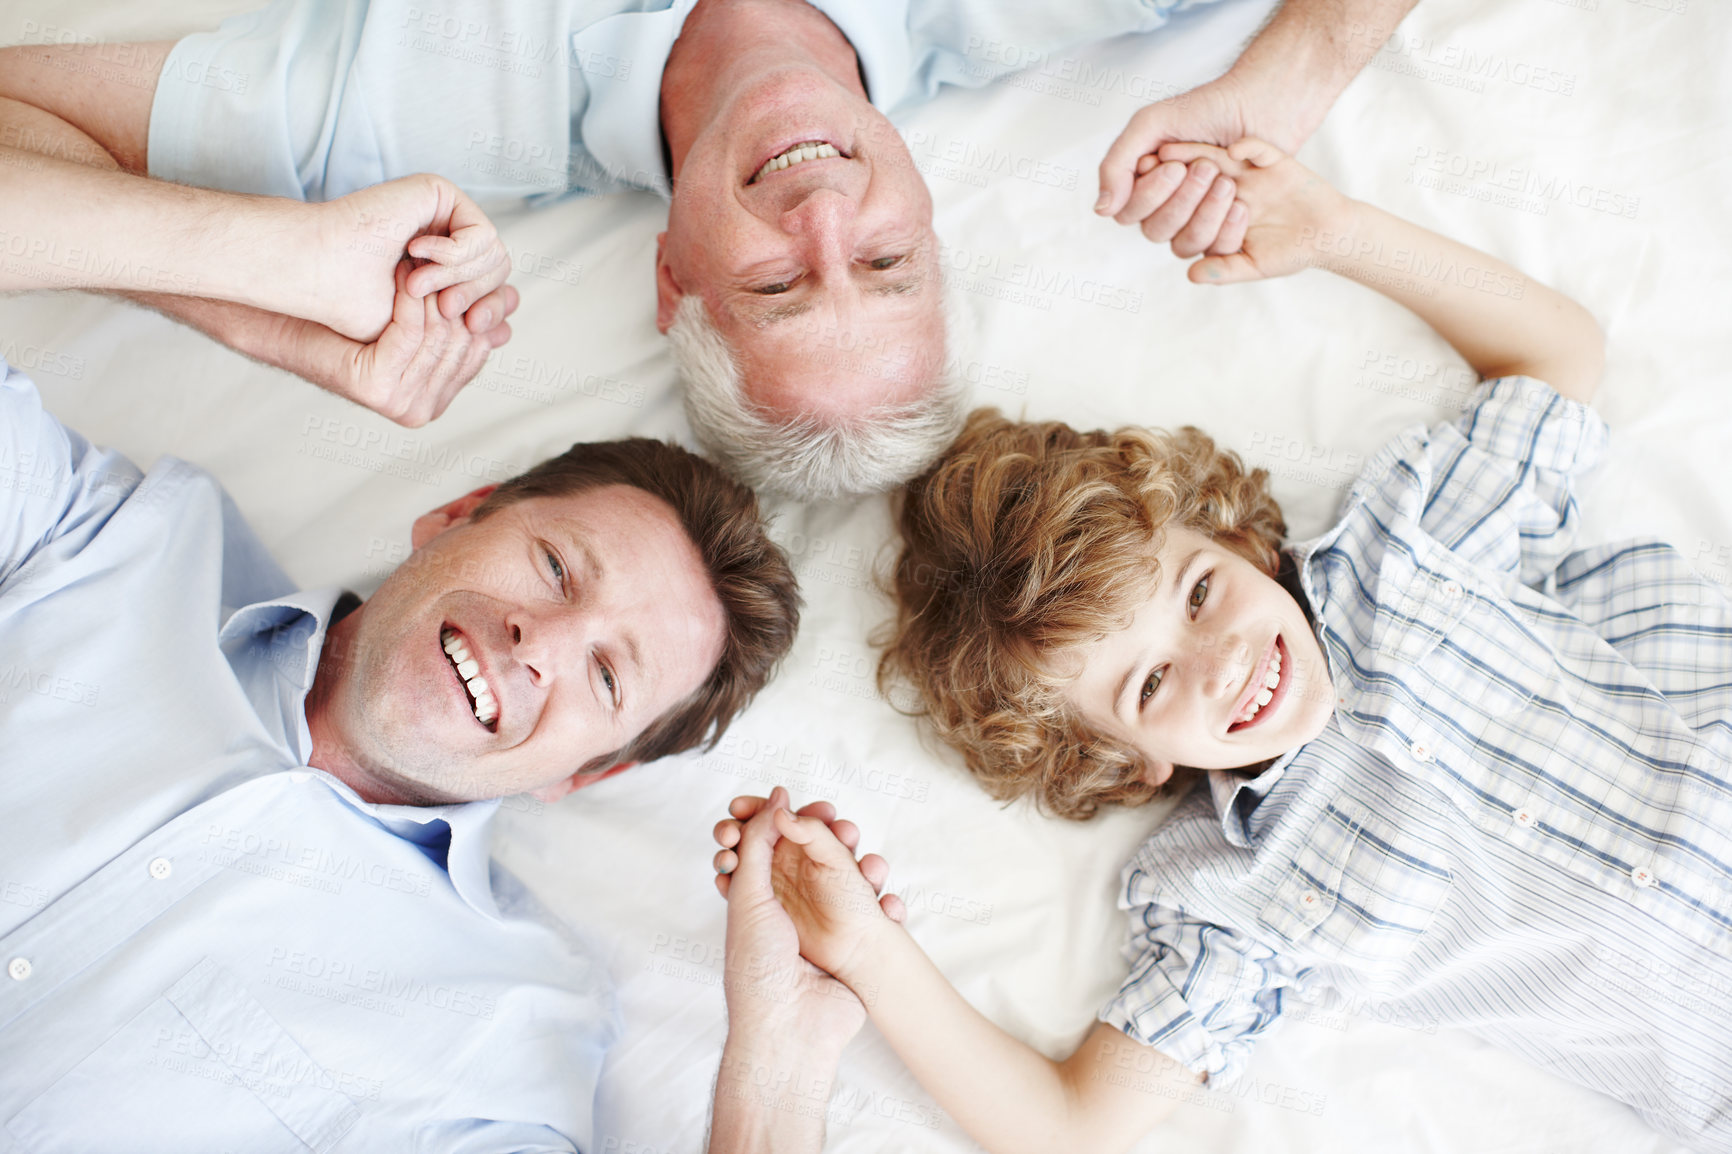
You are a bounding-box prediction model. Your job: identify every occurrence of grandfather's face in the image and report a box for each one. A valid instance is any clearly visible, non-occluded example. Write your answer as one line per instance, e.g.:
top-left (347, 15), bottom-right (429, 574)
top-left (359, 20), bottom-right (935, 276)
top-left (656, 67), bottom-right (946, 422)
top-left (308, 485), bottom-right (726, 805)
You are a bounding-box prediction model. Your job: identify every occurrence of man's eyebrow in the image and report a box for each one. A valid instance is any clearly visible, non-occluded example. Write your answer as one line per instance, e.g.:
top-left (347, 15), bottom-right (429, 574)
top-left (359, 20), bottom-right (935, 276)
top-left (867, 278), bottom-right (922, 298)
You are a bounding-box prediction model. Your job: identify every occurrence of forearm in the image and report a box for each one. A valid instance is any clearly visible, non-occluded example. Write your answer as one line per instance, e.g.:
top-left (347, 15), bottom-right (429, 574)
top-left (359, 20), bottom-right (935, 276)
top-left (1303, 199), bottom-right (1602, 403)
top-left (1231, 0), bottom-right (1419, 147)
top-left (707, 1031), bottom-right (845, 1153)
top-left (845, 927), bottom-right (1174, 1154)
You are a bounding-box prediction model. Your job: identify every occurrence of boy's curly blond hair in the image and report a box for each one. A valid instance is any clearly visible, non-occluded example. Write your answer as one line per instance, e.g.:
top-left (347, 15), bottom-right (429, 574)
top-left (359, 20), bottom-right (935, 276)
top-left (879, 408), bottom-right (1287, 820)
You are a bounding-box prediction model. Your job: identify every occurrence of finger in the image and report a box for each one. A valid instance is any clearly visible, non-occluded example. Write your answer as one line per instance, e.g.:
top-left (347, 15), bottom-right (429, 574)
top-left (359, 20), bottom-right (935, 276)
top-left (880, 894), bottom-right (907, 924)
top-left (770, 809), bottom-right (854, 867)
top-left (1170, 174), bottom-right (1237, 260)
top-left (1157, 140), bottom-right (1235, 171)
top-left (830, 819), bottom-right (859, 854)
top-left (462, 284), bottom-right (518, 334)
top-left (729, 795), bottom-right (770, 820)
top-left (714, 847), bottom-right (739, 875)
top-left (1139, 160), bottom-right (1217, 245)
top-left (1097, 105), bottom-right (1171, 216)
top-left (1227, 136), bottom-right (1286, 168)
top-left (1207, 201), bottom-right (1250, 256)
top-left (858, 853), bottom-right (890, 894)
top-left (1187, 251), bottom-right (1265, 285)
top-left (483, 320), bottom-right (513, 349)
top-left (1113, 161), bottom-right (1186, 226)
top-left (727, 789), bottom-right (789, 903)
top-left (714, 818), bottom-right (743, 850)
top-left (1135, 153), bottom-right (1158, 177)
top-left (714, 872), bottom-right (731, 899)
top-left (793, 800), bottom-right (837, 826)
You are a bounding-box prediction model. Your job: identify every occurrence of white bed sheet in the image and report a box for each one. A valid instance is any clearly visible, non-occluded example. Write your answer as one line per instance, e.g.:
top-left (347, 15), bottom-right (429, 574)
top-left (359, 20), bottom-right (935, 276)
top-left (4, 0), bottom-right (1728, 1150)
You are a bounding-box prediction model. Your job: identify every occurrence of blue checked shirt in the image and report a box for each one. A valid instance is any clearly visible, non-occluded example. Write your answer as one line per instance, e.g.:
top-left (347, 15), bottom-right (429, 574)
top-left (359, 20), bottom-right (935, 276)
top-left (1100, 377), bottom-right (1732, 1151)
top-left (0, 362), bottom-right (616, 1152)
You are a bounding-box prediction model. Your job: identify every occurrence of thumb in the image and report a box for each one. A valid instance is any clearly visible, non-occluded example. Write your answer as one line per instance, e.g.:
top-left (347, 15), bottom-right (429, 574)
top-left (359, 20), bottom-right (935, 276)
top-left (772, 808), bottom-right (853, 867)
top-left (1187, 252), bottom-right (1264, 285)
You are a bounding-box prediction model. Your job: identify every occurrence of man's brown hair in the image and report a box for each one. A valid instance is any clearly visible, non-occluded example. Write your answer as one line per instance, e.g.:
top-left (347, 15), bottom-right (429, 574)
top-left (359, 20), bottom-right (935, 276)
top-left (879, 409), bottom-right (1285, 819)
top-left (474, 438), bottom-right (800, 768)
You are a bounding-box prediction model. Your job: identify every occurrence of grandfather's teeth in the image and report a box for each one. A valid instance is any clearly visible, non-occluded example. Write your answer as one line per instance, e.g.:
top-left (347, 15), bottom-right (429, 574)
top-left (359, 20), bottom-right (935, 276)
top-left (456, 658), bottom-right (480, 679)
top-left (1256, 688), bottom-right (1273, 707)
top-left (1265, 670), bottom-right (1281, 689)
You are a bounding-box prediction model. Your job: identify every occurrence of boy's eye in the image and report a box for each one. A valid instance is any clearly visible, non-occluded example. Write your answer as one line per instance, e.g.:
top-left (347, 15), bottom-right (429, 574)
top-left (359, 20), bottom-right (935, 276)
top-left (1187, 574), bottom-right (1211, 617)
top-left (1139, 667), bottom-right (1165, 706)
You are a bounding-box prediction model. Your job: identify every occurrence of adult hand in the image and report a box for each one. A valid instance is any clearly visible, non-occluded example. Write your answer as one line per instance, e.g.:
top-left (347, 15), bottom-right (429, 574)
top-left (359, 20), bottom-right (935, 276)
top-left (314, 174), bottom-right (514, 345)
top-left (1096, 72), bottom-right (1292, 259)
top-left (258, 263), bottom-right (517, 426)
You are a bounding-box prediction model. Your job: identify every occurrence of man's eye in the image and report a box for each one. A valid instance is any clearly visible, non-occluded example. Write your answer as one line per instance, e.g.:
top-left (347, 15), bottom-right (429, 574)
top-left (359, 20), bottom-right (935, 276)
top-left (599, 662), bottom-right (618, 703)
top-left (754, 280), bottom-right (793, 295)
top-left (1139, 667), bottom-right (1164, 706)
top-left (545, 548), bottom-right (565, 585)
top-left (867, 254), bottom-right (904, 270)
top-left (1187, 574), bottom-right (1211, 617)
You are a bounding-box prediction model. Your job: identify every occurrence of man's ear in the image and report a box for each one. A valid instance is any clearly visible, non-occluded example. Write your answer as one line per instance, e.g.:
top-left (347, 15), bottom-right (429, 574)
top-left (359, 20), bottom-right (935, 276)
top-left (654, 231), bottom-right (683, 334)
top-left (410, 484), bottom-right (499, 549)
top-left (529, 761), bottom-right (638, 804)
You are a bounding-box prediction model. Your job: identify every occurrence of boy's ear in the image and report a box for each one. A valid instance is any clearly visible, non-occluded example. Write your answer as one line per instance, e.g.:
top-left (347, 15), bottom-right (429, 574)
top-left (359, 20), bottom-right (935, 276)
top-left (1140, 760), bottom-right (1178, 788)
top-left (529, 762), bottom-right (638, 804)
top-left (411, 485), bottom-right (499, 549)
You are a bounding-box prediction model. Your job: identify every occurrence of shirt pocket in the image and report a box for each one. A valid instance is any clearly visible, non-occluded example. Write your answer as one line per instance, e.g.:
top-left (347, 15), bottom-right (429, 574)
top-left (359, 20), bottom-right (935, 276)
top-left (6, 958), bottom-right (361, 1153)
top-left (1256, 798), bottom-right (1453, 972)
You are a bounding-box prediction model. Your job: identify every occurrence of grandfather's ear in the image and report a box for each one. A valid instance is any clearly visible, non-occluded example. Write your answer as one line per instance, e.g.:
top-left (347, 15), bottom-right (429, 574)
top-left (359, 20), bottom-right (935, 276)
top-left (530, 762), bottom-right (638, 804)
top-left (654, 231), bottom-right (683, 334)
top-left (410, 484), bottom-right (499, 549)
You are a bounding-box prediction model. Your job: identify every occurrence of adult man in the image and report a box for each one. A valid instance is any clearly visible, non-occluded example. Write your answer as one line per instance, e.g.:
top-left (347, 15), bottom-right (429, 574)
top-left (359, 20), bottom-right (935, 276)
top-left (0, 332), bottom-right (827, 1146)
top-left (0, 0), bottom-right (1419, 498)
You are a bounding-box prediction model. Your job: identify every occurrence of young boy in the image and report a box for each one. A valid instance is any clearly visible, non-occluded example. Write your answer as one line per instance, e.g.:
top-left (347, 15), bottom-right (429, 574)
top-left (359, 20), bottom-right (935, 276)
top-left (712, 139), bottom-right (1732, 1152)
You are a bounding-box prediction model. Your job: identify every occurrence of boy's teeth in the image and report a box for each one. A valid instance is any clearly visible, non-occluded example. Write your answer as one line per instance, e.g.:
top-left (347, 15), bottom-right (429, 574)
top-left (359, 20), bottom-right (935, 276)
top-left (750, 141), bottom-right (841, 183)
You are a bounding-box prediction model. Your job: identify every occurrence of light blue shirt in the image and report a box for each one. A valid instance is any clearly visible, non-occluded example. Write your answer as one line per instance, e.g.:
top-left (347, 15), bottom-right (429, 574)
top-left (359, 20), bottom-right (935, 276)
top-left (1101, 378), bottom-right (1732, 1151)
top-left (148, 0), bottom-right (1219, 201)
top-left (0, 362), bottom-right (616, 1152)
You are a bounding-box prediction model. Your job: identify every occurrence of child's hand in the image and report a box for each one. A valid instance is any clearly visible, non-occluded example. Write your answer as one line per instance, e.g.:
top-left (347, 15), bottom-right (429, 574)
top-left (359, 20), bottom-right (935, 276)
top-left (1152, 138), bottom-right (1351, 286)
top-left (769, 808), bottom-right (903, 988)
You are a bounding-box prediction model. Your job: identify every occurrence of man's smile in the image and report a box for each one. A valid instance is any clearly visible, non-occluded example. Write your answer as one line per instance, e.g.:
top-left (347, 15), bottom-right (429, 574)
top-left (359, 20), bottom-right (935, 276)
top-left (441, 625), bottom-right (499, 730)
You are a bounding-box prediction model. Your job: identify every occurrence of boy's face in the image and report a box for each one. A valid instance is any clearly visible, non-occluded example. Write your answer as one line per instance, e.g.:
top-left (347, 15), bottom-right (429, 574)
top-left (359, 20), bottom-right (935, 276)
top-left (1060, 525), bottom-right (1335, 783)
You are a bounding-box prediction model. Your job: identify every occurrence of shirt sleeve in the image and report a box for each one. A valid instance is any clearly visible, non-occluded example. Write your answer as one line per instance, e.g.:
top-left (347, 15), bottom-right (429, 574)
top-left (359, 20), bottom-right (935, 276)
top-left (0, 360), bottom-right (138, 589)
top-left (1099, 862), bottom-right (1304, 1084)
top-left (1361, 375), bottom-right (1607, 589)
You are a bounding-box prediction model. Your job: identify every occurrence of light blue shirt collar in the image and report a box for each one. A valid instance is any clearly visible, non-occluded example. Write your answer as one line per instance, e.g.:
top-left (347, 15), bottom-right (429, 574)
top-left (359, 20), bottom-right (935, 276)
top-left (219, 585), bottom-right (505, 919)
top-left (572, 0), bottom-right (912, 198)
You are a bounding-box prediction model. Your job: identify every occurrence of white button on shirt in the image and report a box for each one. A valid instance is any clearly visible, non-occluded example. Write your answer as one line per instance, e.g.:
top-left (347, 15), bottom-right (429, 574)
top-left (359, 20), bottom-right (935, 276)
top-left (6, 958), bottom-right (29, 982)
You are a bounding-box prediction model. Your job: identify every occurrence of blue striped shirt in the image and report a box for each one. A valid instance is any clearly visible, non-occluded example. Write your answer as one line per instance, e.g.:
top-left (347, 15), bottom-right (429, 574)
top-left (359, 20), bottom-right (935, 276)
top-left (1100, 377), bottom-right (1732, 1150)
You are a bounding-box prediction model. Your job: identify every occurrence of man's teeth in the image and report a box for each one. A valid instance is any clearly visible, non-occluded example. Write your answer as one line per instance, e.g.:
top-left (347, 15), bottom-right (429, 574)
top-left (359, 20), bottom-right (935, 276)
top-left (750, 141), bottom-right (840, 183)
top-left (1238, 648), bottom-right (1283, 725)
top-left (441, 628), bottom-right (498, 726)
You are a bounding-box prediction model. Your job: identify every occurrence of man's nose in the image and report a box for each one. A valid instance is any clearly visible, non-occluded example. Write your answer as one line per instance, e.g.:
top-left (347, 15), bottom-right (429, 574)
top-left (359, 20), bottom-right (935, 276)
top-left (505, 605), bottom-right (594, 687)
top-left (780, 188), bottom-right (857, 258)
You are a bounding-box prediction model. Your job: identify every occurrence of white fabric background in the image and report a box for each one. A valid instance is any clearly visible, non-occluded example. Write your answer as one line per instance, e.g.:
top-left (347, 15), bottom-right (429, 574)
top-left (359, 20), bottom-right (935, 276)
top-left (3, 0), bottom-right (1727, 1149)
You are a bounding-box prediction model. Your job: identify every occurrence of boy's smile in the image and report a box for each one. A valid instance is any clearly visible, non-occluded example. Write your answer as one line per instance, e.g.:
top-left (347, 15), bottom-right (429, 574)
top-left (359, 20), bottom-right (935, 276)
top-left (1060, 526), bottom-right (1335, 783)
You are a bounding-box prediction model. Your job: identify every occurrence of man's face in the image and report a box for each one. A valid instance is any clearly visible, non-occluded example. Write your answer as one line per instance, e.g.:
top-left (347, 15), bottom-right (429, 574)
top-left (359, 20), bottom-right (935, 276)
top-left (1061, 526), bottom-right (1335, 784)
top-left (310, 485), bottom-right (726, 805)
top-left (657, 67), bottom-right (946, 421)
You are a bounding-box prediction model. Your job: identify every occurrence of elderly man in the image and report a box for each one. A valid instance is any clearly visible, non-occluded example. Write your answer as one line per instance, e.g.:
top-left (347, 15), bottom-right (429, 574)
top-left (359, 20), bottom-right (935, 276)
top-left (0, 135), bottom-right (821, 1150)
top-left (0, 0), bottom-right (1418, 498)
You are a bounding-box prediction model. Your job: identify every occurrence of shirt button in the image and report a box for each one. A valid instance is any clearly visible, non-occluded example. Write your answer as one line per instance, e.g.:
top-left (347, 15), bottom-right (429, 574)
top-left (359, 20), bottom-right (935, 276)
top-left (1513, 808), bottom-right (1538, 828)
top-left (1409, 740), bottom-right (1433, 762)
top-left (7, 957), bottom-right (31, 982)
top-left (148, 857), bottom-right (173, 880)
top-left (1632, 866), bottom-right (1657, 888)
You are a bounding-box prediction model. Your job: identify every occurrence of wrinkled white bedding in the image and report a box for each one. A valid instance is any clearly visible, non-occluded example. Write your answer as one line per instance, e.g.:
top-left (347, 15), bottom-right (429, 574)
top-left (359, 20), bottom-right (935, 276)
top-left (4, 0), bottom-right (1727, 1149)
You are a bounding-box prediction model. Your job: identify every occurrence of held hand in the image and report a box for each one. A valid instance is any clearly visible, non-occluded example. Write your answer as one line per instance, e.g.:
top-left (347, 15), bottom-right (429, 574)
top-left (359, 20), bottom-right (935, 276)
top-left (715, 794), bottom-right (905, 923)
top-left (314, 174), bottom-right (513, 345)
top-left (1097, 75), bottom-right (1260, 256)
top-left (1151, 139), bottom-right (1351, 286)
top-left (280, 261), bottom-right (517, 426)
top-left (767, 808), bottom-right (901, 988)
top-left (719, 787), bottom-right (871, 1055)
